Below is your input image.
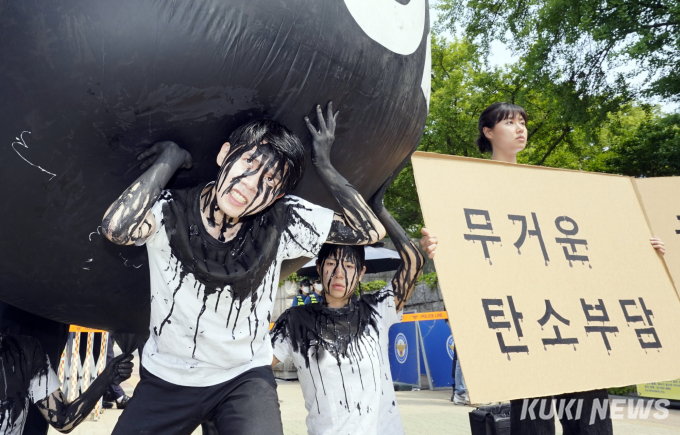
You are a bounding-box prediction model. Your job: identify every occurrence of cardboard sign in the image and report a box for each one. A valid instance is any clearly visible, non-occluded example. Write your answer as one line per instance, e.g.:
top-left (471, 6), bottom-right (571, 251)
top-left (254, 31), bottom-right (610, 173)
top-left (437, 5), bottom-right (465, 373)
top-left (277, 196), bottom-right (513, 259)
top-left (633, 177), bottom-right (680, 291)
top-left (411, 152), bottom-right (680, 403)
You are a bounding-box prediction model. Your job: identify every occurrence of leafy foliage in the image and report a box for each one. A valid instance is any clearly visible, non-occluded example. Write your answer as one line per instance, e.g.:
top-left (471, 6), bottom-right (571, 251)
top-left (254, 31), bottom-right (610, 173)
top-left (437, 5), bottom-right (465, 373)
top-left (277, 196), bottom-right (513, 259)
top-left (417, 272), bottom-right (439, 291)
top-left (384, 163), bottom-right (424, 237)
top-left (384, 35), bottom-right (638, 233)
top-left (608, 385), bottom-right (638, 396)
top-left (435, 0), bottom-right (680, 101)
top-left (606, 113), bottom-right (680, 176)
top-left (359, 280), bottom-right (388, 295)
top-left (279, 272), bottom-right (314, 287)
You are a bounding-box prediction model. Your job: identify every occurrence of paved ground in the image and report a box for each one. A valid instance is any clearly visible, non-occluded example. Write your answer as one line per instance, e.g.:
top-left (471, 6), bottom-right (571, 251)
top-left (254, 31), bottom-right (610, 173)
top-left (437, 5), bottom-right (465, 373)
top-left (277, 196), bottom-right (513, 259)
top-left (49, 380), bottom-right (680, 434)
top-left (49, 351), bottom-right (680, 435)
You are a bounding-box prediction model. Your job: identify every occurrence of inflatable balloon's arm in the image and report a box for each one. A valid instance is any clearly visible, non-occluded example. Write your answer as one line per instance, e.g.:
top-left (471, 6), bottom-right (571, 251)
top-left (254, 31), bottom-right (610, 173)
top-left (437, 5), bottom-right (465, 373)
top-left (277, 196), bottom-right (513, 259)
top-left (102, 141), bottom-right (193, 245)
top-left (304, 103), bottom-right (385, 245)
top-left (36, 354), bottom-right (133, 433)
top-left (369, 177), bottom-right (427, 311)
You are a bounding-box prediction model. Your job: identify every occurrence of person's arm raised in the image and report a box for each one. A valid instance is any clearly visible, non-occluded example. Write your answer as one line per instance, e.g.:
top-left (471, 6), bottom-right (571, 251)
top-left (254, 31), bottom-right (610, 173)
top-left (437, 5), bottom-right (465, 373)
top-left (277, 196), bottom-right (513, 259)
top-left (304, 102), bottom-right (385, 246)
top-left (36, 355), bottom-right (133, 433)
top-left (102, 141), bottom-right (192, 245)
top-left (368, 177), bottom-right (436, 312)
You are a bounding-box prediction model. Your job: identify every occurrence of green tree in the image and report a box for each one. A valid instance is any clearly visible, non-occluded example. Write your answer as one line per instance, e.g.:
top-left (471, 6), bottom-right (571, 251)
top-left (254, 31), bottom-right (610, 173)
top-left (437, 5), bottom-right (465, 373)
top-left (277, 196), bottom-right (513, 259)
top-left (385, 35), bottom-right (632, 233)
top-left (435, 0), bottom-right (680, 100)
top-left (384, 163), bottom-right (424, 236)
top-left (584, 104), bottom-right (656, 172)
top-left (386, 36), bottom-right (495, 235)
top-left (605, 113), bottom-right (680, 176)
top-left (417, 35), bottom-right (499, 157)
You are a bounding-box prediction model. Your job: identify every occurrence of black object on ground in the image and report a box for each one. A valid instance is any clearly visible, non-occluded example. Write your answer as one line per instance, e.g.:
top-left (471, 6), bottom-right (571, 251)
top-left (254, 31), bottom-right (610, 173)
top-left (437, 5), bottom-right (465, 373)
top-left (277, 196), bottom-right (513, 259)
top-left (469, 403), bottom-right (511, 435)
top-left (393, 382), bottom-right (414, 392)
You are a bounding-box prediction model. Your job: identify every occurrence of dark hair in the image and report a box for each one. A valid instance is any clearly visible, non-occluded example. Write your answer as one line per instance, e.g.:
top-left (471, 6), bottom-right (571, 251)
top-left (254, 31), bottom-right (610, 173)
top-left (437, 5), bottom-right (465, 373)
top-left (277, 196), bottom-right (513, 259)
top-left (316, 244), bottom-right (366, 272)
top-left (476, 103), bottom-right (528, 153)
top-left (227, 119), bottom-right (305, 193)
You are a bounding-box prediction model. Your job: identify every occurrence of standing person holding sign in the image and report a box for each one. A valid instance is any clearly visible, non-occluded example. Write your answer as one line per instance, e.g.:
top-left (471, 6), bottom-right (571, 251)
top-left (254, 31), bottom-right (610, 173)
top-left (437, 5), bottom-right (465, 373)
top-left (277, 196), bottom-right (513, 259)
top-left (474, 102), bottom-right (665, 435)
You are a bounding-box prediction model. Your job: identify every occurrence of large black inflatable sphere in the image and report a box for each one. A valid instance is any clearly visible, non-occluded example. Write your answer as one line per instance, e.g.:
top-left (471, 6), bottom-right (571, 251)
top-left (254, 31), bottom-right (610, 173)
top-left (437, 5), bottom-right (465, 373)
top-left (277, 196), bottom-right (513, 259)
top-left (0, 0), bottom-right (431, 332)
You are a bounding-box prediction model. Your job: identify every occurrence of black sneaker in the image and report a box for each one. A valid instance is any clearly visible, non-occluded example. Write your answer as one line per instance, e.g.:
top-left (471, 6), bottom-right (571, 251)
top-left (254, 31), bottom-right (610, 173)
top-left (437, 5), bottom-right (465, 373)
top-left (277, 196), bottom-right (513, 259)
top-left (116, 395), bottom-right (131, 409)
top-left (102, 401), bottom-right (114, 409)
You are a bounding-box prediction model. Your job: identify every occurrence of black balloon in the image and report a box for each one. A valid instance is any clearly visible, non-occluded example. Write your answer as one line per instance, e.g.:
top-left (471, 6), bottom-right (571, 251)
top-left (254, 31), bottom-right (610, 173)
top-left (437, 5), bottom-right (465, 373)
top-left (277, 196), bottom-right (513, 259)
top-left (0, 0), bottom-right (430, 332)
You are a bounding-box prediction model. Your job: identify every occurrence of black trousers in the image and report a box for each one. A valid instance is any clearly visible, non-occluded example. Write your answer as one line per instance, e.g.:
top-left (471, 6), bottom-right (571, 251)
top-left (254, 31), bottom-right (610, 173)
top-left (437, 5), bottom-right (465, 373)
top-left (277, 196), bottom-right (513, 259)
top-left (511, 389), bottom-right (613, 435)
top-left (112, 365), bottom-right (283, 435)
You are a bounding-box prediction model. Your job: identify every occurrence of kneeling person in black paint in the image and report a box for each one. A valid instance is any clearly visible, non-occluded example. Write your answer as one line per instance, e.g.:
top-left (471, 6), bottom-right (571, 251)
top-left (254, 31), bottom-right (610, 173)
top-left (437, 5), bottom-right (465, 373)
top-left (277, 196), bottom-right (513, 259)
top-left (0, 333), bottom-right (132, 435)
top-left (270, 179), bottom-right (438, 435)
top-left (101, 102), bottom-right (385, 435)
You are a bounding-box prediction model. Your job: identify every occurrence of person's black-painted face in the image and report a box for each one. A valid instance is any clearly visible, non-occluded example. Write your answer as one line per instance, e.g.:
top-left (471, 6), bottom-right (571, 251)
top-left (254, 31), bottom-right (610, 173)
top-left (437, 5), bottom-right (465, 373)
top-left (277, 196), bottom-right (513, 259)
top-left (319, 250), bottom-right (365, 305)
top-left (215, 144), bottom-right (286, 218)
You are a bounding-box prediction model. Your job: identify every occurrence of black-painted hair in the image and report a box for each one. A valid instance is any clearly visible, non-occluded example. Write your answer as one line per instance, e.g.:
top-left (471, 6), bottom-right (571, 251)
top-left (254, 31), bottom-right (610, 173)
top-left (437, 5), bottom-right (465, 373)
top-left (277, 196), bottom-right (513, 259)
top-left (316, 244), bottom-right (366, 272)
top-left (476, 102), bottom-right (528, 153)
top-left (227, 119), bottom-right (305, 193)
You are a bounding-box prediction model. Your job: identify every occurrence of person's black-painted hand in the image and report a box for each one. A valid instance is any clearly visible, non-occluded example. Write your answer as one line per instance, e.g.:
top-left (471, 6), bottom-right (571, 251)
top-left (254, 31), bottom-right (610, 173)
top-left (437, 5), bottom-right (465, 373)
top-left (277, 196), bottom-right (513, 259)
top-left (138, 141), bottom-right (193, 170)
top-left (368, 174), bottom-right (393, 215)
top-left (102, 354), bottom-right (134, 386)
top-left (304, 102), bottom-right (339, 166)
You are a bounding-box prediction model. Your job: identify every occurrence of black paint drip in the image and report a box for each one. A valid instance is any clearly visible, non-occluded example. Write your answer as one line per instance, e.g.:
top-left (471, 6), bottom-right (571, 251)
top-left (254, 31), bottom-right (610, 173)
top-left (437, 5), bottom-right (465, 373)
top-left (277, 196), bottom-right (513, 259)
top-left (211, 143), bottom-right (287, 219)
top-left (271, 291), bottom-right (391, 412)
top-left (162, 185), bottom-right (286, 299)
top-left (0, 334), bottom-right (50, 435)
top-left (158, 186), bottom-right (321, 356)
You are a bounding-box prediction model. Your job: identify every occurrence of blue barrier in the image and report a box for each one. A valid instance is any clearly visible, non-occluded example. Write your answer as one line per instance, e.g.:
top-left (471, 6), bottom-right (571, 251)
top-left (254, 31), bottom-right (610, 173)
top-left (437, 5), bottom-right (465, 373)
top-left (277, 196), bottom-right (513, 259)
top-left (388, 321), bottom-right (420, 386)
top-left (419, 340), bottom-right (427, 376)
top-left (418, 319), bottom-right (454, 389)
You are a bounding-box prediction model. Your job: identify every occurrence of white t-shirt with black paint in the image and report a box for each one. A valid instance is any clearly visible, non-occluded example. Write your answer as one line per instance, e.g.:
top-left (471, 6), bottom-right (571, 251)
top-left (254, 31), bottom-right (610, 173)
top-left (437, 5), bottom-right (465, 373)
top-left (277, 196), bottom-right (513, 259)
top-left (142, 192), bottom-right (334, 387)
top-left (272, 287), bottom-right (404, 435)
top-left (0, 334), bottom-right (61, 435)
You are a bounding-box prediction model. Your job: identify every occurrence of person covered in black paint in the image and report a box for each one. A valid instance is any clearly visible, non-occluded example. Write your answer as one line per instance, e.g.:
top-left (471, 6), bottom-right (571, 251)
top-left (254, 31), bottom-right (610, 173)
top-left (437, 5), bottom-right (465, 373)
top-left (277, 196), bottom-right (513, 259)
top-left (0, 333), bottom-right (132, 435)
top-left (101, 102), bottom-right (385, 435)
top-left (474, 102), bottom-right (666, 435)
top-left (270, 178), bottom-right (438, 435)
top-left (292, 279), bottom-right (313, 307)
top-left (0, 301), bottom-right (70, 435)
